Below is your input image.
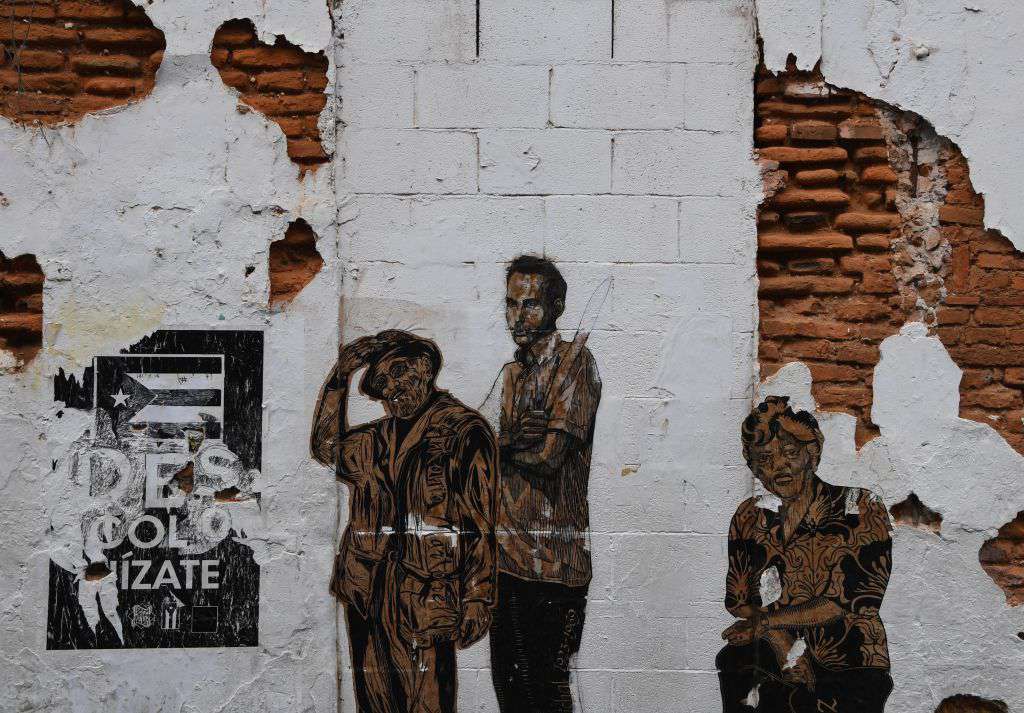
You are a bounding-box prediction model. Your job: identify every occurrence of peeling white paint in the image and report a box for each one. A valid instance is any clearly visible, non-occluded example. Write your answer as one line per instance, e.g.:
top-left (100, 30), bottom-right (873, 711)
top-left (760, 323), bottom-right (1024, 710)
top-left (0, 0), bottom-right (1019, 710)
top-left (757, 0), bottom-right (1024, 251)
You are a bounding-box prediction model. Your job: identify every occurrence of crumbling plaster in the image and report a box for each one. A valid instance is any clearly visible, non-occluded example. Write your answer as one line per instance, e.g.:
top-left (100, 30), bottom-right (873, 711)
top-left (756, 0), bottom-right (1024, 251)
top-left (1, 0), bottom-right (1023, 711)
top-left (757, 2), bottom-right (1024, 709)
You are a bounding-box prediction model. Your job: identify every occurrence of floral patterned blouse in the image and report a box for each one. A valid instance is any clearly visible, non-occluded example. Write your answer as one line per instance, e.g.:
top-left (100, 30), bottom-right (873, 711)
top-left (725, 478), bottom-right (892, 671)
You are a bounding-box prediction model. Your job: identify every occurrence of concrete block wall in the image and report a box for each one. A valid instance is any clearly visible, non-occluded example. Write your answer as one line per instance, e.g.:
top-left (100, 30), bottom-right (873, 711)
top-left (337, 2), bottom-right (759, 709)
top-left (2, 0), bottom-right (1024, 711)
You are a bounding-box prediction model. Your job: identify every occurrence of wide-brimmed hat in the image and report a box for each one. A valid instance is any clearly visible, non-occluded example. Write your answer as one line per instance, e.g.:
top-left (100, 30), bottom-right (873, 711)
top-left (358, 330), bottom-right (442, 399)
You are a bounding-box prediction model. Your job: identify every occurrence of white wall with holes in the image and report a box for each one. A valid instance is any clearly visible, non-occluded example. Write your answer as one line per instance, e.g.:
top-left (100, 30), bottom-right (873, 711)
top-left (4, 0), bottom-right (1024, 711)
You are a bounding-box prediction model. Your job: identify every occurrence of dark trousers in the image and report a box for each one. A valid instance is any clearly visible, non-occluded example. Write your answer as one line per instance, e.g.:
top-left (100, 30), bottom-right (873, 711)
top-left (346, 605), bottom-right (375, 713)
top-left (489, 572), bottom-right (589, 713)
top-left (345, 604), bottom-right (457, 713)
top-left (716, 642), bottom-right (893, 713)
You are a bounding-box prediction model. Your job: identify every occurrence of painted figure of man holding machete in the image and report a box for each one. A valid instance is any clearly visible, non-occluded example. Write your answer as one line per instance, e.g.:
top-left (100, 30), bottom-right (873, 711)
top-left (486, 255), bottom-right (606, 713)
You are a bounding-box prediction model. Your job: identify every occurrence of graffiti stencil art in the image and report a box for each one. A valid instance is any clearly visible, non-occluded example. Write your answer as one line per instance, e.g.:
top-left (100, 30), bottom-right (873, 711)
top-left (47, 330), bottom-right (265, 649)
top-left (311, 329), bottom-right (499, 713)
top-left (717, 396), bottom-right (894, 713)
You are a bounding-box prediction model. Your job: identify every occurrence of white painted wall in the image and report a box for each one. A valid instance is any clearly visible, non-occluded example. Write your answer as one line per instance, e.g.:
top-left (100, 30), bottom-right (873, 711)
top-left (0, 1), bottom-right (1020, 711)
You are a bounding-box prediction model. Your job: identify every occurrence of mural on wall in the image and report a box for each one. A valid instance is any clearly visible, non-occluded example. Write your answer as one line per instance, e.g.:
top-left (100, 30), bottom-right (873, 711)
top-left (47, 330), bottom-right (266, 649)
top-left (311, 329), bottom-right (499, 713)
top-left (484, 256), bottom-right (604, 713)
top-left (717, 396), bottom-right (893, 713)
top-left (311, 255), bottom-right (607, 713)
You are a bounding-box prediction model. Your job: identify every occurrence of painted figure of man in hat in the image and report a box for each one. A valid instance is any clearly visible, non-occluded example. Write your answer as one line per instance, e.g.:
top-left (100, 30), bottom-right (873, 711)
top-left (311, 329), bottom-right (498, 713)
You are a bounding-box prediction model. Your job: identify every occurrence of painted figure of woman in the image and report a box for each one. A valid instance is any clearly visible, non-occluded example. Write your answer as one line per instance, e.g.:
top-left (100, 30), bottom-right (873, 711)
top-left (717, 396), bottom-right (893, 713)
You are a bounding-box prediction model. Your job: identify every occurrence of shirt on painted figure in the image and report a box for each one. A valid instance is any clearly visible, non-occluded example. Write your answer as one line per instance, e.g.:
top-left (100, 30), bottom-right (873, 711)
top-left (493, 331), bottom-right (601, 587)
top-left (726, 480), bottom-right (892, 672)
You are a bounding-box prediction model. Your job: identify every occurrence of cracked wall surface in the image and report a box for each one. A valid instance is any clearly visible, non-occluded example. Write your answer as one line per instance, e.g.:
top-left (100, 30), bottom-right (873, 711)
top-left (759, 2), bottom-right (1024, 710)
top-left (1, 0), bottom-right (1024, 711)
top-left (212, 18), bottom-right (330, 173)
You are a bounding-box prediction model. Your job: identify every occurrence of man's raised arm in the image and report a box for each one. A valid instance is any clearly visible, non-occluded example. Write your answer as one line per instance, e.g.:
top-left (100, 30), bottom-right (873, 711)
top-left (310, 336), bottom-right (377, 467)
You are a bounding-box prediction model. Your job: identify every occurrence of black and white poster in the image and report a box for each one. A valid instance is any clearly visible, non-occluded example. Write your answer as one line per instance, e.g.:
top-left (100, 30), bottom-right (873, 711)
top-left (47, 330), bottom-right (265, 649)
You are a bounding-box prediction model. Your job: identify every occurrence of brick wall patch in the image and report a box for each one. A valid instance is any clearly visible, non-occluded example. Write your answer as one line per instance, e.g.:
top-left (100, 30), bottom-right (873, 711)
top-left (756, 61), bottom-right (909, 447)
top-left (757, 61), bottom-right (1024, 457)
top-left (0, 250), bottom-right (43, 368)
top-left (0, 0), bottom-right (165, 124)
top-left (212, 19), bottom-right (330, 174)
top-left (269, 218), bottom-right (322, 306)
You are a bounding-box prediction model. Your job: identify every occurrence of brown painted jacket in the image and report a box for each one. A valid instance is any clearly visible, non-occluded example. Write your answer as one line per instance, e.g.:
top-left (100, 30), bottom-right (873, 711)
top-left (327, 391), bottom-right (498, 648)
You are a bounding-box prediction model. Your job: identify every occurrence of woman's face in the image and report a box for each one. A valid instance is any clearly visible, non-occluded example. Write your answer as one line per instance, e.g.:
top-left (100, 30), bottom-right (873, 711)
top-left (750, 429), bottom-right (815, 501)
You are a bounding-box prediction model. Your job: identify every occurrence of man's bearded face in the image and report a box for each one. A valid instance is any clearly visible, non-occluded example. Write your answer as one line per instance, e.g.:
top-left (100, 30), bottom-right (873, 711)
top-left (506, 272), bottom-right (557, 347)
top-left (371, 354), bottom-right (434, 418)
top-left (749, 430), bottom-right (816, 501)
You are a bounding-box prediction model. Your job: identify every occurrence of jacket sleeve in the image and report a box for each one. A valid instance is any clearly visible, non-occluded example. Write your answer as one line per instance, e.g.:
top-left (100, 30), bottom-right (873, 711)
top-left (456, 419), bottom-right (500, 605)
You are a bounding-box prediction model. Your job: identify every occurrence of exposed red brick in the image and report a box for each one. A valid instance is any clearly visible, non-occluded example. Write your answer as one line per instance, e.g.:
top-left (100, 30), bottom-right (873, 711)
top-left (212, 19), bottom-right (330, 174)
top-left (835, 211), bottom-right (900, 233)
top-left (790, 120), bottom-right (837, 142)
top-left (758, 146), bottom-right (848, 165)
top-left (0, 251), bottom-right (44, 367)
top-left (755, 123), bottom-right (788, 145)
top-left (0, 0), bottom-right (164, 125)
top-left (771, 188), bottom-right (850, 210)
top-left (981, 512), bottom-right (1024, 607)
top-left (793, 168), bottom-right (840, 186)
top-left (758, 230), bottom-right (853, 252)
top-left (269, 218), bottom-right (323, 306)
top-left (757, 99), bottom-right (853, 119)
top-left (855, 233), bottom-right (891, 250)
top-left (759, 276), bottom-right (855, 296)
top-left (757, 64), bottom-right (912, 445)
top-left (838, 118), bottom-right (884, 141)
top-left (861, 164), bottom-right (898, 184)
top-left (853, 146), bottom-right (890, 164)
top-left (939, 204), bottom-right (986, 226)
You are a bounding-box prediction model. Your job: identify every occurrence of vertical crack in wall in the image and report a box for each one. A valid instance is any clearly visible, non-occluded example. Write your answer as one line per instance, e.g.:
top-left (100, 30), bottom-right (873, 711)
top-left (0, 0), bottom-right (165, 124)
top-left (268, 218), bottom-right (322, 307)
top-left (0, 250), bottom-right (43, 369)
top-left (211, 19), bottom-right (330, 175)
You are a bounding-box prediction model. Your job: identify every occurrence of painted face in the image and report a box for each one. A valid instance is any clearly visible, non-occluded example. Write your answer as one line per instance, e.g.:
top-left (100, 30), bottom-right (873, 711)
top-left (371, 353), bottom-right (433, 418)
top-left (506, 272), bottom-right (559, 347)
top-left (749, 430), bottom-right (816, 501)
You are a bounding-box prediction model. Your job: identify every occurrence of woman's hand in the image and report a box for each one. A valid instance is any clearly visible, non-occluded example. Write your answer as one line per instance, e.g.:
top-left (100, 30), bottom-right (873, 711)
top-left (721, 609), bottom-right (767, 646)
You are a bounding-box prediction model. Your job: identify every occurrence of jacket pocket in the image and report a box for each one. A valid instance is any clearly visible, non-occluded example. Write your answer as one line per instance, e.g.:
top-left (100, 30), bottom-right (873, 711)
top-left (398, 573), bottom-right (459, 648)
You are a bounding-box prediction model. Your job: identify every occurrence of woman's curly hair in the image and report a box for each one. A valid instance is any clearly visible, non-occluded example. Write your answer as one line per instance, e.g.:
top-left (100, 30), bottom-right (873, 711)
top-left (741, 395), bottom-right (824, 470)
